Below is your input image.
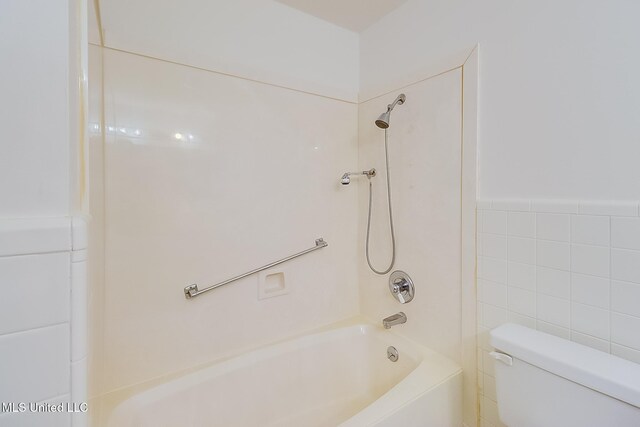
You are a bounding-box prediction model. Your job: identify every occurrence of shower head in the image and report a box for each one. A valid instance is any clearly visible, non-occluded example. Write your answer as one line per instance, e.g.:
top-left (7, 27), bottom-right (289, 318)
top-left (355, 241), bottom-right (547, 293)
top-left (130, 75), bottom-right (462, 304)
top-left (341, 173), bottom-right (351, 185)
top-left (375, 110), bottom-right (391, 129)
top-left (375, 93), bottom-right (406, 129)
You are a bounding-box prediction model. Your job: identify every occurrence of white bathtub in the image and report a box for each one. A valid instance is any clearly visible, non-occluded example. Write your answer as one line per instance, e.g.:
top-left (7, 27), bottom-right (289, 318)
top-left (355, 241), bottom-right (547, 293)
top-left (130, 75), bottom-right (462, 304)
top-left (106, 322), bottom-right (462, 427)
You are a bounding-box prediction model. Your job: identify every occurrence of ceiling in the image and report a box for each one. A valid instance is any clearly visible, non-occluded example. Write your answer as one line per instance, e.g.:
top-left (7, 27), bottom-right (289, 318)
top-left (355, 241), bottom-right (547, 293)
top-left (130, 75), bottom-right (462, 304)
top-left (274, 0), bottom-right (409, 33)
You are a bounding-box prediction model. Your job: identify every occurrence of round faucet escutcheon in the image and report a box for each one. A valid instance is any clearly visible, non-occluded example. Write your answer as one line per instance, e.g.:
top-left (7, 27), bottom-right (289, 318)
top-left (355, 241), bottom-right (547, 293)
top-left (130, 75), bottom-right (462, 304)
top-left (388, 270), bottom-right (415, 304)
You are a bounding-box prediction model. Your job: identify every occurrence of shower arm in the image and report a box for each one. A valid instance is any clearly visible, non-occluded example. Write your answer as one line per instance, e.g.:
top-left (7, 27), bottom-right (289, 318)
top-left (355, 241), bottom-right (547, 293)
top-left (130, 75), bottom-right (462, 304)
top-left (387, 94), bottom-right (406, 112)
top-left (346, 169), bottom-right (376, 179)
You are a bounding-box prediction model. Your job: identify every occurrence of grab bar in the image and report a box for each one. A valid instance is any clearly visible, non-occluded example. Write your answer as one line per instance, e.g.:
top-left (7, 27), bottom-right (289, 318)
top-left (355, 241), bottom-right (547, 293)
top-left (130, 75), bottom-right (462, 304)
top-left (183, 237), bottom-right (328, 299)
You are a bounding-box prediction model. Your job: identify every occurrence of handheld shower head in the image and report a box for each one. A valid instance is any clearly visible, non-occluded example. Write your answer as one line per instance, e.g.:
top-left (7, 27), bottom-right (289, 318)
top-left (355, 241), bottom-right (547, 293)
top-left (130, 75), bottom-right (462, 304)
top-left (339, 169), bottom-right (376, 185)
top-left (375, 93), bottom-right (406, 129)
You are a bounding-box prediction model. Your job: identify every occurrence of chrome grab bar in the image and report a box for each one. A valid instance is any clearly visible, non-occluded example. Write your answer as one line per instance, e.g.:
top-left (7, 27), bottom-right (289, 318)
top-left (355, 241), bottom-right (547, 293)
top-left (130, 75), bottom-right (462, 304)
top-left (183, 237), bottom-right (328, 299)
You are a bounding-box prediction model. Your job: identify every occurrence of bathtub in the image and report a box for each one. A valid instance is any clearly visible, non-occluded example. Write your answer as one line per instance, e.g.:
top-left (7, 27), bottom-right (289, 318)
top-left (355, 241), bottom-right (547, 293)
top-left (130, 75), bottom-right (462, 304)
top-left (106, 322), bottom-right (462, 427)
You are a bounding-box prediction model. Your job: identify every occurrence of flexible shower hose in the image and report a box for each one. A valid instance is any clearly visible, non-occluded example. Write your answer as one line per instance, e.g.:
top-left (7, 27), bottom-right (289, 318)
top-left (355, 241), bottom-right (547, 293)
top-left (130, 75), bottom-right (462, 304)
top-left (365, 129), bottom-right (396, 275)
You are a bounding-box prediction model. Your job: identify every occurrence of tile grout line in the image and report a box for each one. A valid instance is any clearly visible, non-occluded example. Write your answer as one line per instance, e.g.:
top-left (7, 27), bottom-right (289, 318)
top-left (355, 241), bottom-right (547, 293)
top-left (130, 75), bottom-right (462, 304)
top-left (533, 211), bottom-right (537, 323)
top-left (569, 214), bottom-right (573, 342)
top-left (609, 214), bottom-right (613, 353)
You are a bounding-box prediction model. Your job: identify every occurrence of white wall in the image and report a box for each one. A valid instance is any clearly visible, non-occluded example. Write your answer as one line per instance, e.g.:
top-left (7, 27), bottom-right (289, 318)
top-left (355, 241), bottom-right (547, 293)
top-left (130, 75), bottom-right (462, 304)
top-left (0, 0), bottom-right (71, 217)
top-left (361, 0), bottom-right (640, 200)
top-left (96, 0), bottom-right (359, 102)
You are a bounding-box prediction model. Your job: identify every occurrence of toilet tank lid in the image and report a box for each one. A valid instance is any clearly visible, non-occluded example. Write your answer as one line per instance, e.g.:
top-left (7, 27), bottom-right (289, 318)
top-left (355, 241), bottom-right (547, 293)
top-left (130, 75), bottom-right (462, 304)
top-left (490, 323), bottom-right (640, 408)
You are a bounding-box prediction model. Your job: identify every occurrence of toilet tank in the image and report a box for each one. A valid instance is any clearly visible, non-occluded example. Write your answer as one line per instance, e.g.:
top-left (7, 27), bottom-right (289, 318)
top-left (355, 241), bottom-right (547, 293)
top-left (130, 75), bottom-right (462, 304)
top-left (490, 323), bottom-right (640, 427)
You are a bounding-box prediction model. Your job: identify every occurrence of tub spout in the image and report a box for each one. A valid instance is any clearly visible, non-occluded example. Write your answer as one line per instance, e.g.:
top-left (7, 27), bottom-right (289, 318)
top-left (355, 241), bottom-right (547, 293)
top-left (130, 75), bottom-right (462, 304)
top-left (383, 312), bottom-right (407, 329)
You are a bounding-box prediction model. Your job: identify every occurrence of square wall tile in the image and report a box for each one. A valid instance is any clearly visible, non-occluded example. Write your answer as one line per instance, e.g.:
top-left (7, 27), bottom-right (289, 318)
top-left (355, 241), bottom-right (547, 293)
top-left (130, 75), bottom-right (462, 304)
top-left (480, 280), bottom-right (507, 308)
top-left (537, 240), bottom-right (570, 271)
top-left (508, 262), bottom-right (536, 291)
top-left (482, 350), bottom-right (496, 376)
top-left (611, 217), bottom-right (640, 250)
top-left (611, 313), bottom-right (640, 351)
top-left (536, 320), bottom-right (571, 339)
top-left (508, 237), bottom-right (535, 264)
top-left (536, 213), bottom-right (570, 242)
top-left (479, 256), bottom-right (507, 284)
top-left (611, 249), bottom-right (640, 284)
top-left (536, 294), bottom-right (570, 328)
top-left (611, 343), bottom-right (640, 364)
top-left (483, 234), bottom-right (507, 259)
top-left (0, 394), bottom-right (71, 427)
top-left (571, 215), bottom-right (609, 246)
top-left (508, 287), bottom-right (536, 318)
top-left (571, 302), bottom-right (609, 340)
top-left (611, 280), bottom-right (640, 318)
top-left (571, 273), bottom-right (609, 309)
top-left (0, 324), bottom-right (70, 402)
top-left (482, 303), bottom-right (507, 329)
top-left (571, 244), bottom-right (610, 278)
top-left (0, 253), bottom-right (70, 335)
top-left (483, 374), bottom-right (497, 401)
top-left (508, 212), bottom-right (535, 238)
top-left (537, 267), bottom-right (570, 299)
top-left (477, 326), bottom-right (492, 351)
top-left (507, 311), bottom-right (537, 329)
top-left (481, 396), bottom-right (499, 425)
top-left (484, 210), bottom-right (507, 235)
top-left (571, 331), bottom-right (610, 353)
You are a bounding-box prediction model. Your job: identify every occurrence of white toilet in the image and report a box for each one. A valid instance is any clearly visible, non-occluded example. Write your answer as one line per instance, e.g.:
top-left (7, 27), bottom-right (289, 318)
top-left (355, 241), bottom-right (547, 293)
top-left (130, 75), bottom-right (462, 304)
top-left (490, 323), bottom-right (640, 427)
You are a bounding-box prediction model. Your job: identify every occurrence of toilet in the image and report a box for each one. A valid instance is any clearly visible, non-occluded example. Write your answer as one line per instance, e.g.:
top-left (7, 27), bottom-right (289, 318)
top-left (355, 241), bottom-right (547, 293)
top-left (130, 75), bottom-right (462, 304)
top-left (490, 323), bottom-right (640, 427)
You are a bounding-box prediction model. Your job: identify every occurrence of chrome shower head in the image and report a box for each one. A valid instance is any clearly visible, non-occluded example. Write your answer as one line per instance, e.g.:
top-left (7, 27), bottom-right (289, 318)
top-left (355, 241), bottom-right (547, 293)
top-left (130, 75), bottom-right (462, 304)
top-left (340, 173), bottom-right (351, 185)
top-left (375, 110), bottom-right (391, 129)
top-left (375, 93), bottom-right (406, 129)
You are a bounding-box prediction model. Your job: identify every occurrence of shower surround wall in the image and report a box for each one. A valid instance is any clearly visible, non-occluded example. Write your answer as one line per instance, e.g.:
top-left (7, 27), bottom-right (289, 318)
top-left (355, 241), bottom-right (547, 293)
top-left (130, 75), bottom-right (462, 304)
top-left (88, 5), bottom-right (482, 427)
top-left (89, 3), bottom-right (477, 423)
top-left (358, 69), bottom-right (463, 366)
top-left (357, 63), bottom-right (477, 427)
top-left (91, 47), bottom-right (359, 397)
top-left (88, 0), bottom-right (363, 406)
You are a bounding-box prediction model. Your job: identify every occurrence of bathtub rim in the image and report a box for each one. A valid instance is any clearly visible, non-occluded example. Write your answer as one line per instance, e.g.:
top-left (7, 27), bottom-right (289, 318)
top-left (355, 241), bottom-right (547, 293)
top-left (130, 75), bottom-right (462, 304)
top-left (95, 316), bottom-right (461, 426)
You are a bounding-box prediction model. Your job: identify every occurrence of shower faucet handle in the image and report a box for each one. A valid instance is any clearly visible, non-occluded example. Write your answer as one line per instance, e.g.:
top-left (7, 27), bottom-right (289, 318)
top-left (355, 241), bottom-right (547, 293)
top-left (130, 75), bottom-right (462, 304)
top-left (391, 278), bottom-right (409, 294)
top-left (388, 271), bottom-right (415, 304)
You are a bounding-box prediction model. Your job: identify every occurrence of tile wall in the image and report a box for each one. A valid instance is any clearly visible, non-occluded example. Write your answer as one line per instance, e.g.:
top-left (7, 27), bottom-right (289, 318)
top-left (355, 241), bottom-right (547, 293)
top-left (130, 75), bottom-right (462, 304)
top-left (477, 199), bottom-right (640, 427)
top-left (0, 218), bottom-right (87, 427)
